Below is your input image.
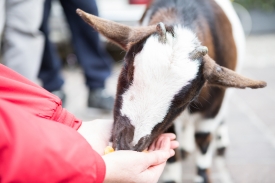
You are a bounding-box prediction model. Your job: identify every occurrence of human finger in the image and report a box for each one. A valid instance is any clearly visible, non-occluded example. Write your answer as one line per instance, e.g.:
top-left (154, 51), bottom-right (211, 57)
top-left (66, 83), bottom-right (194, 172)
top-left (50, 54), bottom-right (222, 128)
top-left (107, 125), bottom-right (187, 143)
top-left (149, 133), bottom-right (177, 151)
top-left (149, 136), bottom-right (165, 151)
top-left (159, 133), bottom-right (176, 140)
top-left (152, 135), bottom-right (171, 151)
top-left (139, 160), bottom-right (167, 183)
top-left (139, 147), bottom-right (174, 182)
top-left (144, 150), bottom-right (171, 168)
top-left (170, 140), bottom-right (179, 150)
top-left (149, 135), bottom-right (167, 151)
top-left (144, 138), bottom-right (172, 167)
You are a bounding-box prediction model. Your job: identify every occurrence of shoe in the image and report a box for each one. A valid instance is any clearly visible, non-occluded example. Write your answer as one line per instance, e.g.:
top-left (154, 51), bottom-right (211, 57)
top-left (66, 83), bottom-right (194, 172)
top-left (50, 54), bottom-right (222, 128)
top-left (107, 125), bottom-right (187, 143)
top-left (51, 89), bottom-right (66, 106)
top-left (88, 88), bottom-right (114, 111)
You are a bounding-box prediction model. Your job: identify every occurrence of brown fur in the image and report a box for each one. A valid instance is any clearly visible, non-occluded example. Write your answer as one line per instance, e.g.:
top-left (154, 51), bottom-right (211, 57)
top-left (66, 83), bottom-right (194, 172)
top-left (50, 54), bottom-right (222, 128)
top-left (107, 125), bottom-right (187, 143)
top-left (76, 2), bottom-right (267, 182)
top-left (189, 0), bottom-right (236, 117)
top-left (76, 0), bottom-right (266, 152)
top-left (195, 15), bottom-right (215, 60)
top-left (188, 0), bottom-right (264, 117)
top-left (149, 8), bottom-right (179, 26)
top-left (141, 1), bottom-right (248, 118)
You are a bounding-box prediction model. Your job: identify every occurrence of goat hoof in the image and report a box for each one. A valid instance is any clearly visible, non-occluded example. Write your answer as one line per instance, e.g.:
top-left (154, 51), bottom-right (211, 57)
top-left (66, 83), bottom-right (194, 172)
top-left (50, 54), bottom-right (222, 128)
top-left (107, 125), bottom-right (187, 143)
top-left (216, 147), bottom-right (226, 156)
top-left (196, 167), bottom-right (211, 183)
top-left (180, 149), bottom-right (189, 159)
top-left (167, 155), bottom-right (177, 163)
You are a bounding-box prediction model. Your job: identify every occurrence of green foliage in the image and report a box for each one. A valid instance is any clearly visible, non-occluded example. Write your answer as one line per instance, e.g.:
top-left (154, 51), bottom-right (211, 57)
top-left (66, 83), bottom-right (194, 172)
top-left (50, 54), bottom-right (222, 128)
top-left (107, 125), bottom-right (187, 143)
top-left (233, 0), bottom-right (275, 11)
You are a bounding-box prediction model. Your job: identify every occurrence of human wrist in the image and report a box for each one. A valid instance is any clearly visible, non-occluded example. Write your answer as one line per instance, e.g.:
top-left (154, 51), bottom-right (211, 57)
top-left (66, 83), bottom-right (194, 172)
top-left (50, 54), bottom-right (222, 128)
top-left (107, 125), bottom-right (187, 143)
top-left (102, 156), bottom-right (116, 183)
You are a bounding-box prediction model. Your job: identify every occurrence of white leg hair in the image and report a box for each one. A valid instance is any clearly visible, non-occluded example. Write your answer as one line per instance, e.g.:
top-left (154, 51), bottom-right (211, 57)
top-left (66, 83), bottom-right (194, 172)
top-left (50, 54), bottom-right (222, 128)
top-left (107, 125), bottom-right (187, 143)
top-left (194, 129), bottom-right (216, 183)
top-left (215, 122), bottom-right (230, 150)
top-left (194, 142), bottom-right (215, 183)
top-left (174, 110), bottom-right (196, 153)
top-left (195, 136), bottom-right (215, 169)
top-left (193, 111), bottom-right (225, 169)
top-left (194, 88), bottom-right (231, 133)
top-left (166, 90), bottom-right (231, 182)
top-left (160, 161), bottom-right (183, 183)
top-left (192, 90), bottom-right (231, 182)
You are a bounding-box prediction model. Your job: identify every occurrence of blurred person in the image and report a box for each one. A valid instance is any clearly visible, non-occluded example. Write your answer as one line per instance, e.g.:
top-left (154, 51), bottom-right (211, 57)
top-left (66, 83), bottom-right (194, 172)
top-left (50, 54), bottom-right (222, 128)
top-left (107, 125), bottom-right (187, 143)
top-left (0, 64), bottom-right (178, 183)
top-left (0, 0), bottom-right (44, 81)
top-left (39, 0), bottom-right (114, 110)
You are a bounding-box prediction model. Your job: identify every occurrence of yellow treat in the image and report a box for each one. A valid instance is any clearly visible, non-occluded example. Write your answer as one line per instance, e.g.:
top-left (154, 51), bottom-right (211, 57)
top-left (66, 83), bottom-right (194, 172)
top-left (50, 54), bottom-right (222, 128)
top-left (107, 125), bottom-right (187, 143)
top-left (143, 150), bottom-right (149, 153)
top-left (104, 146), bottom-right (115, 155)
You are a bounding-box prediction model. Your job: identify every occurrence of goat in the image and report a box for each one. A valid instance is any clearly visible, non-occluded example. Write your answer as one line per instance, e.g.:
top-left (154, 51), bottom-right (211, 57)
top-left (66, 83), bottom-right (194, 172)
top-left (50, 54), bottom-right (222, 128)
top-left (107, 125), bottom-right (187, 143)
top-left (77, 0), bottom-right (266, 182)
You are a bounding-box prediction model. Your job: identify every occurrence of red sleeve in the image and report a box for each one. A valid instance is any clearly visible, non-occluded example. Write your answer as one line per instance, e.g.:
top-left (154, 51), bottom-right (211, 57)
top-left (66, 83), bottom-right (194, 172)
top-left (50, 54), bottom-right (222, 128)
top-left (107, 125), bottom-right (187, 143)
top-left (0, 64), bottom-right (81, 129)
top-left (0, 99), bottom-right (106, 183)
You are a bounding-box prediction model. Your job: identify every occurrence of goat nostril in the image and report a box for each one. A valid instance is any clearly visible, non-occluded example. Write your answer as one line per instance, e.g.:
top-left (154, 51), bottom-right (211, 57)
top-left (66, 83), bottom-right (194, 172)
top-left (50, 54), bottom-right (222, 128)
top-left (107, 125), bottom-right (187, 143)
top-left (133, 135), bottom-right (151, 152)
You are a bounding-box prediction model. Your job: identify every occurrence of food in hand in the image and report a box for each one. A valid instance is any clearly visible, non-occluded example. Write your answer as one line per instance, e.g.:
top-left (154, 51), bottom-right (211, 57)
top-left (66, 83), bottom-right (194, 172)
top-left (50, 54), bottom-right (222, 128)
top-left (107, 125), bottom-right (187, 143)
top-left (104, 146), bottom-right (149, 154)
top-left (104, 146), bottom-right (115, 155)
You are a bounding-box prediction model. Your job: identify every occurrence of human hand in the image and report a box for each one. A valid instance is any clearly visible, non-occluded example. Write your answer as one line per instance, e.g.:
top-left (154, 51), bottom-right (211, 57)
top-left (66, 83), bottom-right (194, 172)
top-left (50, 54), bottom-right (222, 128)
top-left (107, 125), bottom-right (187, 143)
top-left (77, 119), bottom-right (113, 155)
top-left (78, 120), bottom-right (179, 182)
top-left (103, 136), bottom-right (177, 183)
top-left (149, 133), bottom-right (179, 152)
top-left (78, 119), bottom-right (179, 155)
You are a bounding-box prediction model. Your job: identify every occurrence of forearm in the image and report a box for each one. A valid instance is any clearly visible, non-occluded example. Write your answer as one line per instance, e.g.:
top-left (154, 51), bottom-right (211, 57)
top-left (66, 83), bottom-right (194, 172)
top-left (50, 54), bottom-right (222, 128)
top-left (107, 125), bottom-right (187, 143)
top-left (0, 99), bottom-right (105, 183)
top-left (0, 64), bottom-right (82, 129)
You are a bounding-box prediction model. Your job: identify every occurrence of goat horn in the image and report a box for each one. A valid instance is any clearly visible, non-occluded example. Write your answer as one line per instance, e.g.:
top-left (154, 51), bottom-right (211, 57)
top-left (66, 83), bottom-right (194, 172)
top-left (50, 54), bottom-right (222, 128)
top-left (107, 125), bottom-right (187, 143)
top-left (76, 9), bottom-right (156, 50)
top-left (156, 22), bottom-right (166, 43)
top-left (190, 46), bottom-right (208, 60)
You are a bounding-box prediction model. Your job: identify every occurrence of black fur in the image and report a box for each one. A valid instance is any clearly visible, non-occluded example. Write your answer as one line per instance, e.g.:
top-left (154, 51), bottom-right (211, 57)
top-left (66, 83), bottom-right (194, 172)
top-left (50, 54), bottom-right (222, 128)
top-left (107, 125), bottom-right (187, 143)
top-left (195, 132), bottom-right (211, 154)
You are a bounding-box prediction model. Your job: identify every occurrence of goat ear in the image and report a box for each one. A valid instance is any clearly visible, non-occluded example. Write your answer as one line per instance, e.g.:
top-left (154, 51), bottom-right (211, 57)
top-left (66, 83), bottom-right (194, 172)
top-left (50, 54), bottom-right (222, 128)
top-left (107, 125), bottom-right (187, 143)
top-left (76, 9), bottom-right (156, 50)
top-left (203, 55), bottom-right (267, 89)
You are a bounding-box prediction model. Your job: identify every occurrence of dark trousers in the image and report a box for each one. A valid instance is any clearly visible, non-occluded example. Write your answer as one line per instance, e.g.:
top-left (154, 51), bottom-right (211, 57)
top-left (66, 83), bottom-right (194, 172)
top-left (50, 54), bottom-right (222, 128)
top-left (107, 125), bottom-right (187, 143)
top-left (39, 0), bottom-right (112, 92)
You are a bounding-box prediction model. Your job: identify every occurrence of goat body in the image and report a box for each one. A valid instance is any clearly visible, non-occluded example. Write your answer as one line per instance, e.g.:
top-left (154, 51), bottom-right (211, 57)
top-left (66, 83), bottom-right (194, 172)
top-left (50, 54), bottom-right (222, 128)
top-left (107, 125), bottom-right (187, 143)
top-left (77, 0), bottom-right (266, 182)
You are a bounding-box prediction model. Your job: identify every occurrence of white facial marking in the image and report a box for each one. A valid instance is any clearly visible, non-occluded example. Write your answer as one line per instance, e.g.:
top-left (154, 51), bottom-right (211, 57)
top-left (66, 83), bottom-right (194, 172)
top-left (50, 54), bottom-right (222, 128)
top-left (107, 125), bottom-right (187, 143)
top-left (120, 27), bottom-right (201, 146)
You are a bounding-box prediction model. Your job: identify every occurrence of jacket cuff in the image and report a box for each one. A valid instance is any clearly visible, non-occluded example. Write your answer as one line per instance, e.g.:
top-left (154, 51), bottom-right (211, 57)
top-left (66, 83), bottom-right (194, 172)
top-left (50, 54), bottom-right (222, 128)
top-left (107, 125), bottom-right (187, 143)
top-left (93, 152), bottom-right (106, 183)
top-left (52, 104), bottom-right (82, 130)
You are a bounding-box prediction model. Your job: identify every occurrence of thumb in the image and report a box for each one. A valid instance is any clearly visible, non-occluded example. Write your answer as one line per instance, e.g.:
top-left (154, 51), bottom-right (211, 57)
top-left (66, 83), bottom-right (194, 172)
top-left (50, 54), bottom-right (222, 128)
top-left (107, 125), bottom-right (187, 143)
top-left (144, 150), bottom-right (171, 167)
top-left (147, 137), bottom-right (171, 167)
top-left (144, 137), bottom-right (174, 167)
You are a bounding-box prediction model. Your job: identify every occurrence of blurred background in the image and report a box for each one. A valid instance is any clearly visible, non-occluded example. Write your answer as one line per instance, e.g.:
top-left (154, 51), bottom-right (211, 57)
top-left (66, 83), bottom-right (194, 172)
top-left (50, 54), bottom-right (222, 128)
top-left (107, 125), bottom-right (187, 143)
top-left (1, 0), bottom-right (274, 182)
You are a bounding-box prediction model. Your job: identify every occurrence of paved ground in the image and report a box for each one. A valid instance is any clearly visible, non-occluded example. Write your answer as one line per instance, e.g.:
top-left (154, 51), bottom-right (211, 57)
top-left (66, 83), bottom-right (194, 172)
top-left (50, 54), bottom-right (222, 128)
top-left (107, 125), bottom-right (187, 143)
top-left (62, 33), bottom-right (275, 183)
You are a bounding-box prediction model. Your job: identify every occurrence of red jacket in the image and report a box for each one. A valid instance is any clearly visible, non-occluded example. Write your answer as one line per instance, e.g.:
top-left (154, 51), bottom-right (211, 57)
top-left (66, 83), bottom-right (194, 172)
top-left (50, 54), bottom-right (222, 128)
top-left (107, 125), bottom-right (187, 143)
top-left (0, 64), bottom-right (106, 183)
